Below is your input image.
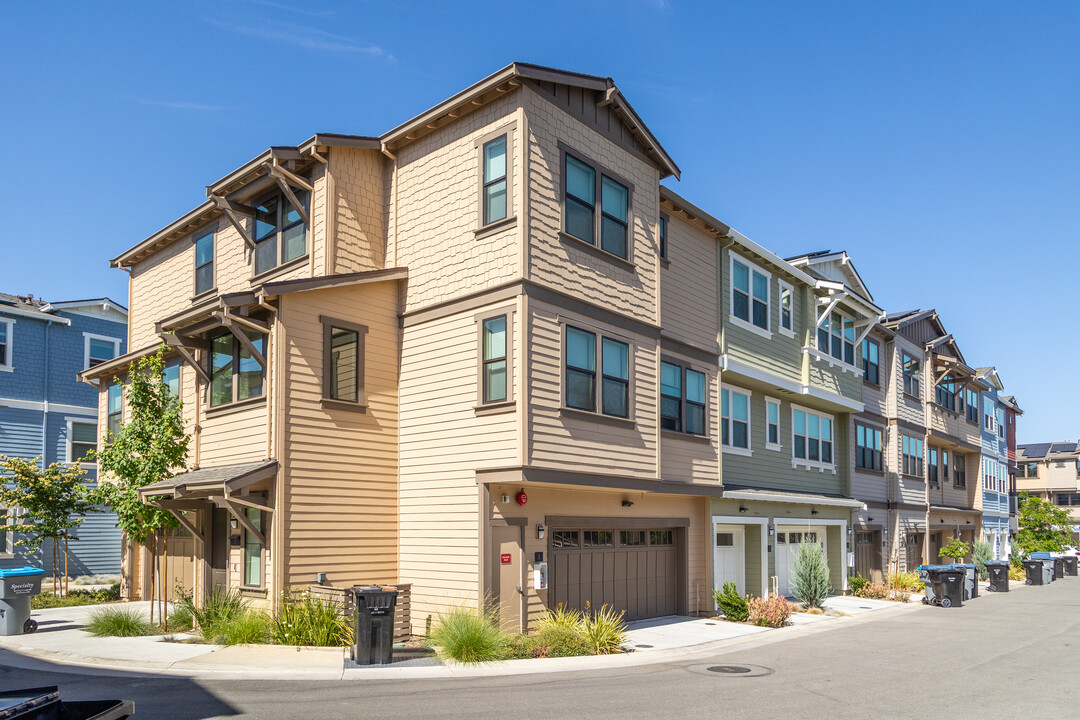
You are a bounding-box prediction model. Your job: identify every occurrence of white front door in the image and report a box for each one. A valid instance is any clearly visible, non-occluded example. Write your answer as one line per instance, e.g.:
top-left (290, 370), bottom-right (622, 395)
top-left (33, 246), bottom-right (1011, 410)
top-left (714, 525), bottom-right (745, 597)
top-left (775, 527), bottom-right (828, 597)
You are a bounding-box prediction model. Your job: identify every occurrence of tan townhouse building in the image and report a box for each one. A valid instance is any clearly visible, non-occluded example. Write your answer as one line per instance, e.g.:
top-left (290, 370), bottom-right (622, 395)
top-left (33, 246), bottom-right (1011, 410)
top-left (1017, 442), bottom-right (1080, 545)
top-left (82, 63), bottom-right (730, 632)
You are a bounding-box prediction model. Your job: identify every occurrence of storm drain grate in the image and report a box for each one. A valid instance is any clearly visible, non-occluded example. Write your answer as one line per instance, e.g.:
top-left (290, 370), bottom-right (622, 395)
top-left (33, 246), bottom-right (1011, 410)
top-left (707, 665), bottom-right (752, 674)
top-left (859, 606), bottom-right (872, 610)
top-left (634, 644), bottom-right (653, 648)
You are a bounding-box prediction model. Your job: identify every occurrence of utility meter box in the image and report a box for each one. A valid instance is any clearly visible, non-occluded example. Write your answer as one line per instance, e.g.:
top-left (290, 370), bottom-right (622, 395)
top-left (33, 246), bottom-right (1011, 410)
top-left (533, 562), bottom-right (548, 590)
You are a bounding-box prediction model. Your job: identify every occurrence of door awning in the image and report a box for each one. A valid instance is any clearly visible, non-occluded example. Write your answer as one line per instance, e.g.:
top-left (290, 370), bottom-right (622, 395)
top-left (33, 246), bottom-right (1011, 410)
top-left (722, 486), bottom-right (867, 510)
top-left (137, 460), bottom-right (278, 501)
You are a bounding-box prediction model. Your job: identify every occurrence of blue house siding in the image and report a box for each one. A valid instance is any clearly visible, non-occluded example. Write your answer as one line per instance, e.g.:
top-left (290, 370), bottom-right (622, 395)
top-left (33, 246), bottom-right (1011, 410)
top-left (0, 298), bottom-right (126, 577)
top-left (978, 378), bottom-right (1011, 559)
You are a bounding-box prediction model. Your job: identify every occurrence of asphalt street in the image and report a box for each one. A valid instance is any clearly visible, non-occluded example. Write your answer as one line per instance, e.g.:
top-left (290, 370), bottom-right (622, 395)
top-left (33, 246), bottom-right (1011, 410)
top-left (2, 580), bottom-right (1077, 719)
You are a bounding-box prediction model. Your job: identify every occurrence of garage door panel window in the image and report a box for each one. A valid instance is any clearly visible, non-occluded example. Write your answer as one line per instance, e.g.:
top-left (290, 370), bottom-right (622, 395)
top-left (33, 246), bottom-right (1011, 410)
top-left (650, 530), bottom-right (674, 546)
top-left (620, 531), bottom-right (646, 547)
top-left (583, 530), bottom-right (614, 548)
top-left (552, 530), bottom-right (579, 549)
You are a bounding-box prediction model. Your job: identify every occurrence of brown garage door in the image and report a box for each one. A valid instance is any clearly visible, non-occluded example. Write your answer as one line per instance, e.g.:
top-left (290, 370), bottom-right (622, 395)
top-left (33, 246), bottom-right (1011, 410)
top-left (550, 527), bottom-right (679, 621)
top-left (855, 531), bottom-right (883, 583)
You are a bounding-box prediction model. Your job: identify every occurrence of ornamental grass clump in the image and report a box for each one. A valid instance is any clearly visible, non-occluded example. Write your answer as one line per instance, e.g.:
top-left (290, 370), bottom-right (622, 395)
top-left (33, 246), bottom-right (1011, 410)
top-left (580, 602), bottom-right (628, 654)
top-left (85, 606), bottom-right (157, 637)
top-left (791, 538), bottom-right (832, 609)
top-left (271, 589), bottom-right (353, 647)
top-left (748, 596), bottom-right (791, 628)
top-left (428, 606), bottom-right (505, 663)
top-left (712, 582), bottom-right (749, 622)
top-left (534, 603), bottom-right (583, 632)
top-left (887, 570), bottom-right (924, 592)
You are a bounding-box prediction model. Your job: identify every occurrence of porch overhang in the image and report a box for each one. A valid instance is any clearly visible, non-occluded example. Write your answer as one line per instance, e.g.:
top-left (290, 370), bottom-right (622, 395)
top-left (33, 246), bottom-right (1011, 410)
top-left (138, 460), bottom-right (278, 502)
top-left (721, 487), bottom-right (867, 510)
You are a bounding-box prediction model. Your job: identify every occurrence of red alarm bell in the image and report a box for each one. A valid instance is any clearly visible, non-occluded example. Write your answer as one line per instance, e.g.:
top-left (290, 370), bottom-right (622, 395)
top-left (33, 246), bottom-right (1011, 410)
top-left (516, 490), bottom-right (528, 506)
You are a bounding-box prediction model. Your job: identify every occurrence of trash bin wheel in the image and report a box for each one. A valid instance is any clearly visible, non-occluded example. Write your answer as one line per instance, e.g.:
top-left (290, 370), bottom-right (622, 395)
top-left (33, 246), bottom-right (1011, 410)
top-left (1025, 579), bottom-right (1032, 585)
top-left (941, 597), bottom-right (953, 608)
top-left (921, 597), bottom-right (929, 605)
top-left (23, 618), bottom-right (38, 634)
top-left (987, 585), bottom-right (996, 592)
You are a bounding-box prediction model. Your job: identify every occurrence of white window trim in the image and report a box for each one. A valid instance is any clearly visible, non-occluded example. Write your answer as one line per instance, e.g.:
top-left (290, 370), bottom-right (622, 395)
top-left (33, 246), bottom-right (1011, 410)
top-left (790, 403), bottom-right (836, 473)
top-left (729, 253), bottom-right (772, 338)
top-left (65, 418), bottom-right (98, 467)
top-left (802, 346), bottom-right (865, 377)
top-left (814, 306), bottom-right (859, 371)
top-left (0, 506), bottom-right (13, 559)
top-left (0, 317), bottom-right (13, 371)
top-left (777, 280), bottom-right (795, 338)
top-left (83, 332), bottom-right (121, 370)
top-left (721, 384), bottom-right (752, 456)
top-left (764, 396), bottom-right (782, 451)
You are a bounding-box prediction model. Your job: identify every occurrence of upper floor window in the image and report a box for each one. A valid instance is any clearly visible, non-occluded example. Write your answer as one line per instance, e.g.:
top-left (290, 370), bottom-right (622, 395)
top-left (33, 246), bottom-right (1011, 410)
top-left (996, 408), bottom-right (1005, 438)
top-left (721, 386), bottom-right (750, 450)
top-left (565, 326), bottom-right (628, 418)
top-left (953, 454), bottom-right (966, 487)
top-left (731, 257), bottom-right (770, 332)
top-left (983, 458), bottom-right (995, 490)
top-left (964, 388), bottom-right (979, 423)
top-left (85, 333), bottom-right (120, 369)
top-left (322, 317), bottom-right (366, 408)
top-left (793, 407), bottom-right (832, 466)
top-left (935, 375), bottom-right (956, 412)
top-left (254, 188), bottom-right (309, 276)
top-left (0, 318), bottom-right (11, 369)
top-left (107, 383), bottom-right (122, 437)
top-left (68, 421), bottom-right (97, 464)
top-left (194, 230), bottom-right (215, 296)
top-left (482, 135), bottom-right (508, 226)
top-left (983, 397), bottom-right (995, 433)
top-left (163, 358), bottom-right (180, 400)
top-left (765, 397), bottom-right (781, 450)
top-left (563, 153), bottom-right (629, 259)
top-left (658, 215), bottom-right (668, 259)
top-left (902, 353), bottom-right (920, 397)
top-left (817, 311), bottom-right (854, 364)
top-left (929, 448), bottom-right (940, 486)
top-left (901, 434), bottom-right (923, 477)
top-left (661, 362), bottom-right (706, 435)
top-left (209, 330), bottom-right (266, 407)
top-left (778, 281), bottom-right (793, 335)
top-left (481, 315), bottom-right (508, 405)
top-left (855, 422), bottom-right (882, 471)
top-left (862, 339), bottom-right (879, 384)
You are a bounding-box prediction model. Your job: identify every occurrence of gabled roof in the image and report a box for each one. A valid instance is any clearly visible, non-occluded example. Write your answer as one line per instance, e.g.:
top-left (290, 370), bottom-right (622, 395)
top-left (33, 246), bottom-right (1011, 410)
top-left (786, 250), bottom-right (874, 303)
top-left (1000, 395), bottom-right (1023, 414)
top-left (976, 366), bottom-right (1004, 391)
top-left (40, 298), bottom-right (127, 318)
top-left (0, 293), bottom-right (71, 325)
top-left (882, 308), bottom-right (971, 368)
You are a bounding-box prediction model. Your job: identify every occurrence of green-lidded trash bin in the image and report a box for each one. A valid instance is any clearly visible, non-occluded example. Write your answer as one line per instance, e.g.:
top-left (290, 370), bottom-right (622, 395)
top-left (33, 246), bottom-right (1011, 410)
top-left (350, 585), bottom-right (399, 665)
top-left (0, 567), bottom-right (45, 636)
top-left (0, 686), bottom-right (134, 719)
top-left (985, 561), bottom-right (1010, 592)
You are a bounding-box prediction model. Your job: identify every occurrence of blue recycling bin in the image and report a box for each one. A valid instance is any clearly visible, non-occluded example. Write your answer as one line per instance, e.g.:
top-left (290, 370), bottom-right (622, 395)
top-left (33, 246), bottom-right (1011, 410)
top-left (0, 567), bottom-right (45, 635)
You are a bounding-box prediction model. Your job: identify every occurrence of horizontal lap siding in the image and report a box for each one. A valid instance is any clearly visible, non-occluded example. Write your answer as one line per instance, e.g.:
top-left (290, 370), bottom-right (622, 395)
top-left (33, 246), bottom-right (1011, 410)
top-left (399, 305), bottom-right (520, 621)
top-left (199, 404), bottom-right (267, 466)
top-left (282, 283), bottom-right (400, 588)
top-left (528, 302), bottom-right (657, 477)
top-left (661, 216), bottom-right (718, 352)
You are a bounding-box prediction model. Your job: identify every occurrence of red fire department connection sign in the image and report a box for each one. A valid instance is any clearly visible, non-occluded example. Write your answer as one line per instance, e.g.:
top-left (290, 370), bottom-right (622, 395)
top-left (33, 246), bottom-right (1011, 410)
top-left (501, 554), bottom-right (512, 564)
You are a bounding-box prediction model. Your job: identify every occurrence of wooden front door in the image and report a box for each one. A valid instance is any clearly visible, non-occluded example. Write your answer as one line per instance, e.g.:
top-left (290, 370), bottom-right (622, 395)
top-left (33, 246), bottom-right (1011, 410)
top-left (855, 530), bottom-right (883, 583)
top-left (164, 526), bottom-right (195, 601)
top-left (905, 533), bottom-right (924, 572)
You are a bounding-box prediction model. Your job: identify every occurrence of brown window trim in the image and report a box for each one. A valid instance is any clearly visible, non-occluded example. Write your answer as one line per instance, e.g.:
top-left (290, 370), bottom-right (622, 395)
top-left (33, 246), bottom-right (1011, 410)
top-left (474, 216), bottom-right (517, 240)
top-left (475, 124), bottom-right (516, 232)
top-left (862, 378), bottom-right (880, 390)
top-left (474, 401), bottom-right (516, 417)
top-left (557, 141), bottom-right (636, 266)
top-left (192, 224), bottom-right (217, 299)
top-left (559, 232), bottom-right (636, 272)
top-left (238, 585), bottom-right (268, 597)
top-left (320, 315), bottom-right (367, 407)
top-left (191, 288), bottom-right (217, 303)
top-left (661, 429), bottom-right (711, 444)
top-left (205, 395), bottom-right (266, 419)
top-left (559, 406), bottom-right (637, 429)
top-left (476, 307), bottom-right (515, 407)
top-left (561, 320), bottom-right (634, 421)
top-left (250, 254), bottom-right (309, 285)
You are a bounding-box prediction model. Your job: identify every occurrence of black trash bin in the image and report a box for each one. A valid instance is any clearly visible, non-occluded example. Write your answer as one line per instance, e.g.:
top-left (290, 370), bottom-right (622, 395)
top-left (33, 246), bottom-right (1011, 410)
top-left (953, 563), bottom-right (978, 599)
top-left (1052, 557), bottom-right (1065, 580)
top-left (937, 568), bottom-right (965, 608)
top-left (351, 585), bottom-right (399, 666)
top-left (1062, 556), bottom-right (1078, 577)
top-left (1023, 559), bottom-right (1048, 585)
top-left (985, 561), bottom-right (1010, 592)
top-left (0, 686), bottom-right (134, 719)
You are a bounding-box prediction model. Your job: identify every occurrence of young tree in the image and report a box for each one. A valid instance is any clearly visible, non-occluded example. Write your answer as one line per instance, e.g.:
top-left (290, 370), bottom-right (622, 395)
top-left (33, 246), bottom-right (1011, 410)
top-left (971, 538), bottom-right (993, 580)
top-left (1016, 492), bottom-right (1073, 554)
top-left (0, 456), bottom-right (98, 595)
top-left (938, 536), bottom-right (970, 564)
top-left (93, 348), bottom-right (189, 623)
top-left (791, 538), bottom-right (832, 608)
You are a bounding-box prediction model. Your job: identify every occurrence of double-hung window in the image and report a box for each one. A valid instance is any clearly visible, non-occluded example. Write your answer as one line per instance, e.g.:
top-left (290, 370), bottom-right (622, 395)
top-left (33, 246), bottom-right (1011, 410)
top-left (935, 375), bottom-right (956, 411)
top-left (901, 435), bottom-right (923, 477)
top-left (661, 362), bottom-right (706, 435)
top-left (778, 281), bottom-right (793, 335)
top-left (480, 315), bottom-right (508, 405)
top-left (68, 421), bottom-right (97, 463)
top-left (721, 386), bottom-right (750, 450)
top-left (862, 339), bottom-right (879, 384)
top-left (254, 187), bottom-right (309, 276)
top-left (565, 326), bottom-right (629, 418)
top-left (996, 408), bottom-right (1005, 439)
top-left (964, 388), bottom-right (979, 422)
top-left (0, 508), bottom-right (9, 556)
top-left (163, 359), bottom-right (181, 400)
top-left (903, 353), bottom-right (921, 397)
top-left (321, 317), bottom-right (366, 407)
top-left (194, 230), bottom-right (214, 296)
top-left (765, 397), bottom-right (781, 449)
top-left (482, 135), bottom-right (508, 226)
top-left (107, 383), bottom-right (122, 437)
top-left (953, 454), bottom-right (966, 487)
top-left (563, 153), bottom-right (630, 259)
top-left (731, 256), bottom-right (770, 331)
top-left (830, 312), bottom-right (854, 364)
top-left (983, 459), bottom-right (994, 489)
top-left (792, 407), bottom-right (832, 465)
top-left (0, 318), bottom-right (11, 369)
top-left (855, 422), bottom-right (882, 471)
top-left (928, 448), bottom-right (939, 485)
top-left (209, 330), bottom-right (267, 408)
top-left (983, 397), bottom-right (995, 433)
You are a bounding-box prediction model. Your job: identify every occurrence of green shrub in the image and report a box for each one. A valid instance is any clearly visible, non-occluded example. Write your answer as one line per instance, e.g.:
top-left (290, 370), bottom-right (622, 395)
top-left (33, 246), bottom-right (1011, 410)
top-left (854, 582), bottom-right (889, 600)
top-left (500, 633), bottom-right (541, 659)
top-left (972, 538), bottom-right (993, 580)
top-left (712, 582), bottom-right (749, 622)
top-left (86, 606), bottom-right (157, 637)
top-left (791, 538), bottom-right (832, 608)
top-left (428, 606), bottom-right (505, 663)
top-left (581, 603), bottom-right (627, 654)
top-left (748, 596), bottom-right (791, 628)
top-left (848, 574), bottom-right (870, 596)
top-left (534, 604), bottom-right (583, 632)
top-left (209, 611), bottom-right (271, 646)
top-left (32, 583), bottom-right (121, 609)
top-left (535, 625), bottom-right (593, 657)
top-left (888, 571), bottom-right (924, 592)
top-left (270, 589), bottom-right (353, 647)
top-left (1010, 539), bottom-right (1024, 569)
top-left (938, 536), bottom-right (970, 564)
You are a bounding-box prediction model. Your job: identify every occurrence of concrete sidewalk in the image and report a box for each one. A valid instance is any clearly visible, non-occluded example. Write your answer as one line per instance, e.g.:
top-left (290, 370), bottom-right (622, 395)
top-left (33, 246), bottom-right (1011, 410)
top-left (0, 593), bottom-right (930, 680)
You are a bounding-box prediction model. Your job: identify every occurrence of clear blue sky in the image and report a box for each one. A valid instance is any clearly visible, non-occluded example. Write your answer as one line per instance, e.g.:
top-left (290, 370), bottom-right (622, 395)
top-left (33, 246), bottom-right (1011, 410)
top-left (2, 2), bottom-right (1076, 443)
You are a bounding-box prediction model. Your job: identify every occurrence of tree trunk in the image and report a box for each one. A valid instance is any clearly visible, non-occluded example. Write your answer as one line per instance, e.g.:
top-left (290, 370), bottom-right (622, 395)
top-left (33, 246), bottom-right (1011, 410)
top-left (64, 531), bottom-right (69, 596)
top-left (149, 534), bottom-right (156, 625)
top-left (53, 537), bottom-right (59, 595)
top-left (163, 531), bottom-right (169, 632)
